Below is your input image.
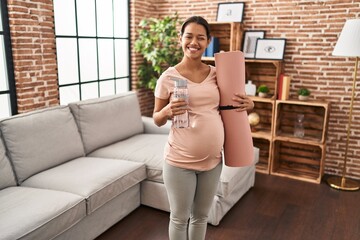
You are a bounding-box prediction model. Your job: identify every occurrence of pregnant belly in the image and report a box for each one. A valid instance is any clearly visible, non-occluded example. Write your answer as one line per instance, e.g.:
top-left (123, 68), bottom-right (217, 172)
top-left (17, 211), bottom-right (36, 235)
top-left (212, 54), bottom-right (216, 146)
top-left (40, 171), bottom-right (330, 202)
top-left (169, 118), bottom-right (224, 161)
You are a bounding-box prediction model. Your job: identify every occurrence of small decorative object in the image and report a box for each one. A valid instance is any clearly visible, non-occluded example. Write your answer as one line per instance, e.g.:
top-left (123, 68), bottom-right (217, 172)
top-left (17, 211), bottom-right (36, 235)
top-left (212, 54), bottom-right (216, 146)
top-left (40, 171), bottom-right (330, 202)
top-left (298, 88), bottom-right (310, 100)
top-left (216, 2), bottom-right (245, 22)
top-left (245, 80), bottom-right (256, 96)
top-left (257, 84), bottom-right (269, 98)
top-left (294, 114), bottom-right (305, 138)
top-left (254, 38), bottom-right (286, 60)
top-left (248, 112), bottom-right (260, 132)
top-left (242, 31), bottom-right (265, 59)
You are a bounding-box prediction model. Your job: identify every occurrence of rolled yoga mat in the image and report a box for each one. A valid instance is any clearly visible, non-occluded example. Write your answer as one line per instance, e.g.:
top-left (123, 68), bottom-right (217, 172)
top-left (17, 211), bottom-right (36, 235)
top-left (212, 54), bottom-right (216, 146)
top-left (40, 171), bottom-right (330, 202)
top-left (215, 51), bottom-right (254, 167)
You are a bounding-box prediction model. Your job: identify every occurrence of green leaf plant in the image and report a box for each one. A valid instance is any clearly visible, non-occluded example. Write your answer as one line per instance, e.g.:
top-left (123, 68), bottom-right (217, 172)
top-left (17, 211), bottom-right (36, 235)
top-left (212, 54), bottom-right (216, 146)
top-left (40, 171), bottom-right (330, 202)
top-left (298, 88), bottom-right (311, 96)
top-left (257, 84), bottom-right (270, 93)
top-left (134, 14), bottom-right (183, 90)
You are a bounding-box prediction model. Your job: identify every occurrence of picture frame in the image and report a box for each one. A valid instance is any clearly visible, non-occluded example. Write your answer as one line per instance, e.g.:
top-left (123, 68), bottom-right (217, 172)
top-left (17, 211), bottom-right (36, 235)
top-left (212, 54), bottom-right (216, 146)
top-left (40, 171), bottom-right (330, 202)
top-left (216, 2), bottom-right (245, 22)
top-left (242, 31), bottom-right (265, 59)
top-left (254, 38), bottom-right (286, 60)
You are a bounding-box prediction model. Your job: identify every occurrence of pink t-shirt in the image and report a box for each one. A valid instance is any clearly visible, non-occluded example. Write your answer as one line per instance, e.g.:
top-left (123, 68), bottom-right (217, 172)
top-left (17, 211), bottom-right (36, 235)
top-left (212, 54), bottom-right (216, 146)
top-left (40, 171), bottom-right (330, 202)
top-left (154, 66), bottom-right (224, 171)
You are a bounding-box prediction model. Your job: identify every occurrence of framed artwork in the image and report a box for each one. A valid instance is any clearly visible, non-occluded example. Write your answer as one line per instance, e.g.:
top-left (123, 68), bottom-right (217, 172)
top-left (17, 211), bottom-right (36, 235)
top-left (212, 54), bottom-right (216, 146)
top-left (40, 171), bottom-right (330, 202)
top-left (216, 2), bottom-right (245, 22)
top-left (254, 38), bottom-right (286, 60)
top-left (242, 31), bottom-right (265, 59)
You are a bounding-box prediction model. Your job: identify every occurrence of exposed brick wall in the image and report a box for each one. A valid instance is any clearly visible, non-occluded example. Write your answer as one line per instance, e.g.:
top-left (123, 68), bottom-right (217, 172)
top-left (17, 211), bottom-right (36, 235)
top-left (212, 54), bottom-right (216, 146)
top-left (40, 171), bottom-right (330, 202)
top-left (130, 0), bottom-right (158, 117)
top-left (7, 0), bottom-right (59, 113)
top-left (5, 0), bottom-right (360, 179)
top-left (131, 0), bottom-right (360, 179)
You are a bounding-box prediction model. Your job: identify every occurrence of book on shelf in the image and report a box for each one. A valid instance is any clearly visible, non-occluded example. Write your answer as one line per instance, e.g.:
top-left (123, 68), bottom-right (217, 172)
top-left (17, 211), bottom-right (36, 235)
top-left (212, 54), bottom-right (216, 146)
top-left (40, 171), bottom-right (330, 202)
top-left (281, 76), bottom-right (291, 100)
top-left (277, 74), bottom-right (291, 100)
top-left (203, 37), bottom-right (219, 57)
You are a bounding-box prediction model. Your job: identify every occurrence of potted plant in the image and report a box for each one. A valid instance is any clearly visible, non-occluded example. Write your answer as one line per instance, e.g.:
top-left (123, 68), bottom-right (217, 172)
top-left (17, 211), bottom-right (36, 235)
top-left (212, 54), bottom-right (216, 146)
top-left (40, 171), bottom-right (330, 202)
top-left (257, 84), bottom-right (269, 98)
top-left (134, 14), bottom-right (183, 90)
top-left (298, 88), bottom-right (311, 100)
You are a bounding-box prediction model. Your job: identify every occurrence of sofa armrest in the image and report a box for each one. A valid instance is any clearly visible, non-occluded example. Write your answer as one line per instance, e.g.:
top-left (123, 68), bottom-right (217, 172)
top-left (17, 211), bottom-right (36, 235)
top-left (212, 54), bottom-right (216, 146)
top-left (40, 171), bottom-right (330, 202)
top-left (253, 147), bottom-right (260, 164)
top-left (142, 116), bottom-right (171, 134)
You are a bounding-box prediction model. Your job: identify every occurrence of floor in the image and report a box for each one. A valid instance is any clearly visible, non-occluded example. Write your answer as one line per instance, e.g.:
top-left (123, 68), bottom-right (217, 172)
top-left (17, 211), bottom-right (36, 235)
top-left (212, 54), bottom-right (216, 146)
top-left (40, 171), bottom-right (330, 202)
top-left (96, 173), bottom-right (360, 240)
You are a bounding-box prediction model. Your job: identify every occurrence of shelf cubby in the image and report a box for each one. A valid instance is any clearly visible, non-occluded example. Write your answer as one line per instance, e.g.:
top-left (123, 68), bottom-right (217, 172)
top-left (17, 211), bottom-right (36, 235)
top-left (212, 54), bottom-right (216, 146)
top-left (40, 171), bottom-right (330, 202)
top-left (271, 140), bottom-right (325, 183)
top-left (253, 138), bottom-right (272, 174)
top-left (245, 60), bottom-right (283, 99)
top-left (250, 100), bottom-right (274, 137)
top-left (274, 100), bottom-right (329, 144)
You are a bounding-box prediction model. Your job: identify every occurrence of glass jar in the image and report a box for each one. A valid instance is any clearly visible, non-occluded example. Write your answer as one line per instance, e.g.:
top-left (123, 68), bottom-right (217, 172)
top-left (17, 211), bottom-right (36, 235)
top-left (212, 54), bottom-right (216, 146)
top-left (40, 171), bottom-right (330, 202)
top-left (294, 114), bottom-right (305, 138)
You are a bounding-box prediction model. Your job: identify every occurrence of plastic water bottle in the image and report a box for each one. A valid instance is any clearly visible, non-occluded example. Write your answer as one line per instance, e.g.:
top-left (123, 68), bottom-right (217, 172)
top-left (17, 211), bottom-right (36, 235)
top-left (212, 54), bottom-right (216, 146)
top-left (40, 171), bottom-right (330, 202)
top-left (173, 78), bottom-right (189, 128)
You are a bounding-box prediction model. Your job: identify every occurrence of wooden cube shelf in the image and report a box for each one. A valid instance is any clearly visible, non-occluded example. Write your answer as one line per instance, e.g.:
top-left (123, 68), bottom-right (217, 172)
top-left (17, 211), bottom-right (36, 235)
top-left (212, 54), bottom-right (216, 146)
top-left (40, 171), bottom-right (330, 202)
top-left (201, 22), bottom-right (243, 63)
top-left (271, 140), bottom-right (325, 183)
top-left (272, 100), bottom-right (329, 183)
top-left (200, 21), bottom-right (330, 184)
top-left (245, 60), bottom-right (283, 99)
top-left (274, 100), bottom-right (329, 144)
top-left (250, 99), bottom-right (274, 139)
top-left (209, 21), bottom-right (242, 52)
top-left (253, 138), bottom-right (272, 174)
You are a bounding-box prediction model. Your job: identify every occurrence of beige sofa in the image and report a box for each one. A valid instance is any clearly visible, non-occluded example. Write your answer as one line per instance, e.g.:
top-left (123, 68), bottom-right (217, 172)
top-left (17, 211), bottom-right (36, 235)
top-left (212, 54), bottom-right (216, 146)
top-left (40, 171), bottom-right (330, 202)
top-left (0, 91), bottom-right (258, 240)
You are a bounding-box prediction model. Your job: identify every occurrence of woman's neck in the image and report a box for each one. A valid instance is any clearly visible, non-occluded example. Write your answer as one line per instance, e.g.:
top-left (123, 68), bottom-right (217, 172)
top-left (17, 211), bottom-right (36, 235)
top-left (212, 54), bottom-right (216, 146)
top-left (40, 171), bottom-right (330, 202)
top-left (178, 57), bottom-right (204, 71)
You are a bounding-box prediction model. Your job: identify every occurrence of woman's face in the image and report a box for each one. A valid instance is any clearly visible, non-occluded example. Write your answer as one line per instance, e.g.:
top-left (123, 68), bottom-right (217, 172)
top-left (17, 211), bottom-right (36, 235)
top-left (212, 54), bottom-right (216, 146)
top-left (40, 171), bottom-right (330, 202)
top-left (180, 22), bottom-right (210, 60)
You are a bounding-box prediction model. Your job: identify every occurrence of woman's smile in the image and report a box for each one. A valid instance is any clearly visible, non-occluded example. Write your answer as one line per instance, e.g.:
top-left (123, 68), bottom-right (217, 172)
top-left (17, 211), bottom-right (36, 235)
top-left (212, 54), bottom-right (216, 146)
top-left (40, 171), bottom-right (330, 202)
top-left (187, 46), bottom-right (201, 53)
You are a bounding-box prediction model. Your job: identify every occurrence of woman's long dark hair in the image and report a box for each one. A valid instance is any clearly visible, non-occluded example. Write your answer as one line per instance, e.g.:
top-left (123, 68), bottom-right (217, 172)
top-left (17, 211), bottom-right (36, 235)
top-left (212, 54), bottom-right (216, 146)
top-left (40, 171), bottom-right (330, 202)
top-left (180, 16), bottom-right (211, 39)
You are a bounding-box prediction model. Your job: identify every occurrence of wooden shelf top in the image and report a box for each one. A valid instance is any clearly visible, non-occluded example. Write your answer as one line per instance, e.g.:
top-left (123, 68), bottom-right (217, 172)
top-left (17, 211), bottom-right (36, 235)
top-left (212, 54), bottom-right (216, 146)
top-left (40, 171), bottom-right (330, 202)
top-left (202, 56), bottom-right (283, 65)
top-left (271, 170), bottom-right (321, 184)
top-left (208, 21), bottom-right (242, 25)
top-left (276, 99), bottom-right (330, 107)
top-left (274, 135), bottom-right (325, 146)
top-left (250, 96), bottom-right (276, 103)
top-left (251, 131), bottom-right (272, 140)
top-left (245, 59), bottom-right (283, 64)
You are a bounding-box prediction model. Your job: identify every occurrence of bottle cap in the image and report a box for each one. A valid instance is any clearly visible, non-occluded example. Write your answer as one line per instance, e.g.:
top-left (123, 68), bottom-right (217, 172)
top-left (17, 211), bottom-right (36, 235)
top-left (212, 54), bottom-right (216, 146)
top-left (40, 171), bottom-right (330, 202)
top-left (171, 77), bottom-right (187, 87)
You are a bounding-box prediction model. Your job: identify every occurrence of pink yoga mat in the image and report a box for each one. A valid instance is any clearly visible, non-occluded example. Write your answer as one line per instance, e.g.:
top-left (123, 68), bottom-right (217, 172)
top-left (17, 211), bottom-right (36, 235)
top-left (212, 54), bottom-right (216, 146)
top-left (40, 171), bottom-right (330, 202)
top-left (215, 51), bottom-right (254, 167)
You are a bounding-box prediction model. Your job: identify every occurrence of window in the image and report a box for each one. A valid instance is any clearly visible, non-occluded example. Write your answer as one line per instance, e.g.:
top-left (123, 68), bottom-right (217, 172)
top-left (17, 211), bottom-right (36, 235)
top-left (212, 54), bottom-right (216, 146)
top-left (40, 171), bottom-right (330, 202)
top-left (54, 0), bottom-right (130, 105)
top-left (0, 0), bottom-right (17, 117)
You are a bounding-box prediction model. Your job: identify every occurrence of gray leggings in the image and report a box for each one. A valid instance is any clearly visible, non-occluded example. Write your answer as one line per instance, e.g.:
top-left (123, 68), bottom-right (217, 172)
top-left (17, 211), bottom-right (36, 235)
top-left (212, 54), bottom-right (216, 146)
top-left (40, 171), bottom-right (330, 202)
top-left (163, 161), bottom-right (222, 240)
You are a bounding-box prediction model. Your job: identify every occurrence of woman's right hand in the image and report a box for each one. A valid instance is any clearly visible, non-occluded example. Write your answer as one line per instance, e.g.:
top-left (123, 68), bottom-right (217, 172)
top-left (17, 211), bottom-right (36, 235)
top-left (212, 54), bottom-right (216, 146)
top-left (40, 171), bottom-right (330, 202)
top-left (169, 98), bottom-right (189, 118)
top-left (153, 97), bottom-right (189, 127)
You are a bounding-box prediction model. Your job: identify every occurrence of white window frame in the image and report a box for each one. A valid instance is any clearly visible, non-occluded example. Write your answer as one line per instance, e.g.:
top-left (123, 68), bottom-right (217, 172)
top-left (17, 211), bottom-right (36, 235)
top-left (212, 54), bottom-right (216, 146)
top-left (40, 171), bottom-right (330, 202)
top-left (54, 0), bottom-right (131, 105)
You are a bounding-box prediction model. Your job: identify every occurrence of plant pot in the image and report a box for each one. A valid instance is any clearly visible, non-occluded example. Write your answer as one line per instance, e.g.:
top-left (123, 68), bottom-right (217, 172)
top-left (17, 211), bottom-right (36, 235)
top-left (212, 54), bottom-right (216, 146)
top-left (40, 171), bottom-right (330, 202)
top-left (298, 95), bottom-right (309, 101)
top-left (258, 92), bottom-right (268, 98)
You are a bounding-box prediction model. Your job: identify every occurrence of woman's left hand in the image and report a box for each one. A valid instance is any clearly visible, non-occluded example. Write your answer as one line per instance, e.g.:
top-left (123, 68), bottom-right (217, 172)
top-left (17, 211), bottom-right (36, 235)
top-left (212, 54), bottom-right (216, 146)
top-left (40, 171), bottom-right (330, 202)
top-left (232, 93), bottom-right (254, 112)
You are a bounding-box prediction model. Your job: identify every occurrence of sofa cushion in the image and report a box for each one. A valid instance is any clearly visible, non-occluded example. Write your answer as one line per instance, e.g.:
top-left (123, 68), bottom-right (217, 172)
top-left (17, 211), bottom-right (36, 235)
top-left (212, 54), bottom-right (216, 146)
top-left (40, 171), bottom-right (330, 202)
top-left (217, 147), bottom-right (259, 197)
top-left (22, 157), bottom-right (146, 214)
top-left (0, 186), bottom-right (85, 240)
top-left (0, 132), bottom-right (17, 190)
top-left (0, 106), bottom-right (85, 184)
top-left (142, 116), bottom-right (171, 134)
top-left (88, 134), bottom-right (168, 182)
top-left (69, 92), bottom-right (144, 154)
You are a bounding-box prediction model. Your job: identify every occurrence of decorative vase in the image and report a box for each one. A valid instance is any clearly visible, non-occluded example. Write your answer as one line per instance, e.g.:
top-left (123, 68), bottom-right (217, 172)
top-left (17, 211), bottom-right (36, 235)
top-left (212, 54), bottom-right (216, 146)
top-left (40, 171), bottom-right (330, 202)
top-left (245, 80), bottom-right (256, 96)
top-left (294, 114), bottom-right (305, 138)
